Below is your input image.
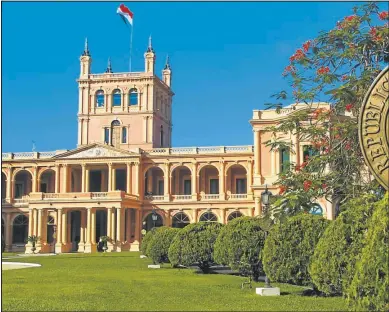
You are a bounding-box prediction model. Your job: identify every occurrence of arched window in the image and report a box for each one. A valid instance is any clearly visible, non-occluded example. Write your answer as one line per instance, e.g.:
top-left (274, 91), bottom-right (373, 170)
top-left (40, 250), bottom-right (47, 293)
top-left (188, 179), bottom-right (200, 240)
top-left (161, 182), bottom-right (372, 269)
top-left (122, 127), bottom-right (127, 143)
top-left (227, 211), bottom-right (243, 222)
top-left (129, 88), bottom-right (138, 106)
top-left (112, 89), bottom-right (121, 107)
top-left (199, 211), bottom-right (218, 222)
top-left (160, 125), bottom-right (164, 147)
top-left (172, 212), bottom-right (190, 229)
top-left (96, 90), bottom-right (105, 107)
top-left (12, 215), bottom-right (28, 244)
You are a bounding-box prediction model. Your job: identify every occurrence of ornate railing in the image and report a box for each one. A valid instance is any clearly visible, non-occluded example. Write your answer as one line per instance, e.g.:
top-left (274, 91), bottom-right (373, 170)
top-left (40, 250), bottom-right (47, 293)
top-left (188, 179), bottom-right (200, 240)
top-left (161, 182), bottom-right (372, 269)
top-left (143, 145), bottom-right (254, 156)
top-left (172, 195), bottom-right (192, 201)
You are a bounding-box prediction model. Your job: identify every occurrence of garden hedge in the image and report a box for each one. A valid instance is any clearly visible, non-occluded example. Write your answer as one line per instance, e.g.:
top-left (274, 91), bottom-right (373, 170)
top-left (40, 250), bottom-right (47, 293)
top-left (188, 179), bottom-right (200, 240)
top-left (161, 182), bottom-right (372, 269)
top-left (262, 214), bottom-right (329, 286)
top-left (214, 216), bottom-right (266, 281)
top-left (147, 227), bottom-right (180, 264)
top-left (346, 194), bottom-right (388, 311)
top-left (168, 221), bottom-right (223, 273)
top-left (309, 195), bottom-right (376, 296)
top-left (140, 227), bottom-right (157, 256)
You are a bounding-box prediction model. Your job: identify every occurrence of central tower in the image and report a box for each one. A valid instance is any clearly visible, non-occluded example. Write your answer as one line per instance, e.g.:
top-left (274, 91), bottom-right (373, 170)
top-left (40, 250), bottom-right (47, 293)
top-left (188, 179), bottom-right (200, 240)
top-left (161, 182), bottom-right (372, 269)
top-left (77, 37), bottom-right (174, 150)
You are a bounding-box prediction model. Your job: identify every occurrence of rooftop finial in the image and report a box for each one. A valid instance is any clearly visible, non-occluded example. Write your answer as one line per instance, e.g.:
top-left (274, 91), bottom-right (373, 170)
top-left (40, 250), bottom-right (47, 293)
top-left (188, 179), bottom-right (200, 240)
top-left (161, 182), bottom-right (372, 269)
top-left (164, 54), bottom-right (171, 70)
top-left (82, 37), bottom-right (90, 56)
top-left (147, 35), bottom-right (154, 53)
top-left (105, 57), bottom-right (113, 73)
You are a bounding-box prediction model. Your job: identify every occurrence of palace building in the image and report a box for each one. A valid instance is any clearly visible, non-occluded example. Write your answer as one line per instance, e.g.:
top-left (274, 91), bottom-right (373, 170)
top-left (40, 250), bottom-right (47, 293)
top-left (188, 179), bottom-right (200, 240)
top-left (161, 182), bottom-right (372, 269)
top-left (1, 38), bottom-right (336, 254)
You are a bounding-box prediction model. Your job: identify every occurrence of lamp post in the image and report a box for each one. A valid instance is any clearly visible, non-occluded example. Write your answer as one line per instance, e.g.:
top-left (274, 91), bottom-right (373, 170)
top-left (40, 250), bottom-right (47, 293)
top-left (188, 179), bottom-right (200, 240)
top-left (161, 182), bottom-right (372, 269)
top-left (261, 184), bottom-right (273, 288)
top-left (151, 209), bottom-right (158, 229)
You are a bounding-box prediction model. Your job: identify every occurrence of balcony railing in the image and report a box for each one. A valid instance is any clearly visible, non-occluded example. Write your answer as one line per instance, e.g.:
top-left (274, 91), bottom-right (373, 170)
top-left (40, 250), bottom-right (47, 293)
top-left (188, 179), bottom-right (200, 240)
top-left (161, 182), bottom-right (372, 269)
top-left (142, 145), bottom-right (254, 156)
top-left (228, 194), bottom-right (248, 199)
top-left (202, 194), bottom-right (220, 200)
top-left (145, 195), bottom-right (165, 201)
top-left (172, 195), bottom-right (192, 201)
top-left (91, 192), bottom-right (108, 199)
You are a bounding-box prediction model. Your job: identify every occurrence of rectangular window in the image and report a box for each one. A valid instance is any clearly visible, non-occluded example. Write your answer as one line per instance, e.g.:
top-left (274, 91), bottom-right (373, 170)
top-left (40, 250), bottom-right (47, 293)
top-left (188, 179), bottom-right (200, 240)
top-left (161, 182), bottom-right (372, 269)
top-left (236, 179), bottom-right (247, 194)
top-left (210, 179), bottom-right (219, 194)
top-left (96, 94), bottom-right (104, 107)
top-left (122, 127), bottom-right (127, 143)
top-left (280, 147), bottom-right (290, 173)
top-left (15, 183), bottom-right (23, 198)
top-left (303, 145), bottom-right (318, 161)
top-left (158, 180), bottom-right (164, 195)
top-left (184, 180), bottom-right (191, 195)
top-left (104, 128), bottom-right (110, 144)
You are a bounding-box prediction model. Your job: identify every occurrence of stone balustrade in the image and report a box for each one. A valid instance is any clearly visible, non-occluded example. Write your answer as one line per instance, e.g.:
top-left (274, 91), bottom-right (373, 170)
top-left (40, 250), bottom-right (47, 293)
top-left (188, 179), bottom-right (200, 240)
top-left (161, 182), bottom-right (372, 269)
top-left (143, 145), bottom-right (254, 156)
top-left (89, 72), bottom-right (148, 79)
top-left (2, 151), bottom-right (58, 160)
top-left (202, 194), bottom-right (220, 200)
top-left (172, 195), bottom-right (192, 201)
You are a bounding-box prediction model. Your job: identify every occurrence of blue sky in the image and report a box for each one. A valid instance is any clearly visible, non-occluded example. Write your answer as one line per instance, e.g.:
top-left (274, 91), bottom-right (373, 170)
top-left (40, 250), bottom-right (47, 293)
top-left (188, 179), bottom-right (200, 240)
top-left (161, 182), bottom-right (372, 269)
top-left (2, 1), bottom-right (373, 152)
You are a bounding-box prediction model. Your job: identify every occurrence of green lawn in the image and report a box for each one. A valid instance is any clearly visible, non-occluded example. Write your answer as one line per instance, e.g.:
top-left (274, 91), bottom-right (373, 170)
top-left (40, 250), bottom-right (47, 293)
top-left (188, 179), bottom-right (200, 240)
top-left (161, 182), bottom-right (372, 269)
top-left (2, 252), bottom-right (347, 311)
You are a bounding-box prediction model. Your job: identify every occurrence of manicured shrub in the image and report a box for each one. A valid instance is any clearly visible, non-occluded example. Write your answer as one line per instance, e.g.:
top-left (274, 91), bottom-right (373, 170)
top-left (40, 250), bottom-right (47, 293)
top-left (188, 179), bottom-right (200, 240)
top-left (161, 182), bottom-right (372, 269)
top-left (147, 227), bottom-right (181, 264)
top-left (309, 195), bottom-right (376, 296)
top-left (346, 194), bottom-right (389, 311)
top-left (140, 227), bottom-right (157, 256)
top-left (262, 214), bottom-right (329, 287)
top-left (214, 216), bottom-right (266, 281)
top-left (168, 222), bottom-right (223, 273)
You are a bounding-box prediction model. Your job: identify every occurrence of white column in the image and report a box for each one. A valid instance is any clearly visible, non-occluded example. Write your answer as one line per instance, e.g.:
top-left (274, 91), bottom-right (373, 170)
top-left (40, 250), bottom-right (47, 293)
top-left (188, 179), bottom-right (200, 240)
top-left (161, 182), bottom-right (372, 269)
top-left (81, 164), bottom-right (87, 192)
top-left (253, 130), bottom-right (262, 184)
top-left (86, 208), bottom-right (91, 244)
top-left (116, 208), bottom-right (122, 242)
top-left (219, 161), bottom-right (225, 200)
top-left (62, 210), bottom-right (67, 244)
top-left (247, 160), bottom-right (253, 195)
top-left (107, 208), bottom-right (112, 240)
top-left (191, 163), bottom-right (197, 200)
top-left (164, 163), bottom-right (170, 200)
top-left (56, 208), bottom-right (62, 245)
top-left (111, 208), bottom-right (116, 241)
top-left (55, 165), bottom-right (60, 193)
top-left (126, 163), bottom-right (132, 194)
top-left (28, 209), bottom-right (34, 237)
top-left (37, 209), bottom-right (42, 239)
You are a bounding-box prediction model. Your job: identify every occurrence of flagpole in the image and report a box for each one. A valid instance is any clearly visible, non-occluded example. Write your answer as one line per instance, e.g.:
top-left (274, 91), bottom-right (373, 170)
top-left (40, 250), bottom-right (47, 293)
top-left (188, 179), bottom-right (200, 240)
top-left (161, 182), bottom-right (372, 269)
top-left (129, 24), bottom-right (133, 72)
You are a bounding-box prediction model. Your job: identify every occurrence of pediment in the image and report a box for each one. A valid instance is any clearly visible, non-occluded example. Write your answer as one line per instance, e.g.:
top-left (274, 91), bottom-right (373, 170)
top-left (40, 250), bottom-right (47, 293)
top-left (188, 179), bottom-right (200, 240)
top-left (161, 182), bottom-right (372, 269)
top-left (55, 144), bottom-right (138, 159)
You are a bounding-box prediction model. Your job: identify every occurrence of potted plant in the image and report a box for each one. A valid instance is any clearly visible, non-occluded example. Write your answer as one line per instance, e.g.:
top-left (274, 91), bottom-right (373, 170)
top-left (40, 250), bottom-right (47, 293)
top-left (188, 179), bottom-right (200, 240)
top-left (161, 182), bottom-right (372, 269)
top-left (100, 236), bottom-right (110, 252)
top-left (27, 235), bottom-right (40, 254)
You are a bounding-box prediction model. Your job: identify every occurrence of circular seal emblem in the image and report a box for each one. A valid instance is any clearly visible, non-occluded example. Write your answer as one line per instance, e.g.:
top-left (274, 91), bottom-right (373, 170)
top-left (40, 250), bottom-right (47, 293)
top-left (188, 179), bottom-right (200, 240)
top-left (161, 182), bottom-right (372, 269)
top-left (359, 66), bottom-right (389, 190)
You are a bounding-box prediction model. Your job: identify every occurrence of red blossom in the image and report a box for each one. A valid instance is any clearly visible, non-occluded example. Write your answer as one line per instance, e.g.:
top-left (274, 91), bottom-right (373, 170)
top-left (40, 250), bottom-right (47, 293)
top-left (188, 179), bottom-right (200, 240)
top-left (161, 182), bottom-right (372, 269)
top-left (317, 66), bottom-right (330, 75)
top-left (305, 155), bottom-right (309, 161)
top-left (303, 40), bottom-right (312, 52)
top-left (344, 15), bottom-right (357, 22)
top-left (301, 162), bottom-right (308, 169)
top-left (341, 75), bottom-right (348, 81)
top-left (345, 104), bottom-right (353, 112)
top-left (322, 183), bottom-right (328, 190)
top-left (378, 11), bottom-right (389, 20)
top-left (290, 49), bottom-right (305, 62)
top-left (279, 185), bottom-right (287, 195)
top-left (369, 27), bottom-right (382, 41)
top-left (303, 180), bottom-right (312, 191)
top-left (345, 142), bottom-right (352, 150)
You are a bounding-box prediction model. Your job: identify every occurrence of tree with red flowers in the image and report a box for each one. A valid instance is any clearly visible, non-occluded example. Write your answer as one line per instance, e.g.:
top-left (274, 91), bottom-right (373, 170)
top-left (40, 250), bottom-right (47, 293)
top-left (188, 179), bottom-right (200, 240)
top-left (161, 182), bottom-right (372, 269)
top-left (264, 3), bottom-right (388, 220)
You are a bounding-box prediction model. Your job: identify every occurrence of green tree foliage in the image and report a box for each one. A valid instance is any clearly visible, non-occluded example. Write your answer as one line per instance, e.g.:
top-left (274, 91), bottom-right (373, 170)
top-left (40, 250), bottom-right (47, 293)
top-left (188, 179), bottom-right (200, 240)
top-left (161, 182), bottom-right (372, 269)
top-left (168, 222), bottom-right (223, 273)
top-left (147, 227), bottom-right (181, 264)
top-left (264, 3), bottom-right (389, 218)
top-left (346, 193), bottom-right (389, 311)
top-left (214, 217), bottom-right (266, 281)
top-left (140, 227), bottom-right (157, 256)
top-left (262, 214), bottom-right (329, 286)
top-left (309, 195), bottom-right (376, 296)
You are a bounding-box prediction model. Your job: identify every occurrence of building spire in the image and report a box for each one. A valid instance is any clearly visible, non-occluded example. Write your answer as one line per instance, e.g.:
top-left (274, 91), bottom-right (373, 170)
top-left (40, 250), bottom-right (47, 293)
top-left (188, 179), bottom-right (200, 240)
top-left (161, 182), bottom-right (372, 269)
top-left (164, 54), bottom-right (171, 70)
top-left (82, 37), bottom-right (90, 56)
top-left (147, 35), bottom-right (154, 53)
top-left (105, 57), bottom-right (113, 73)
